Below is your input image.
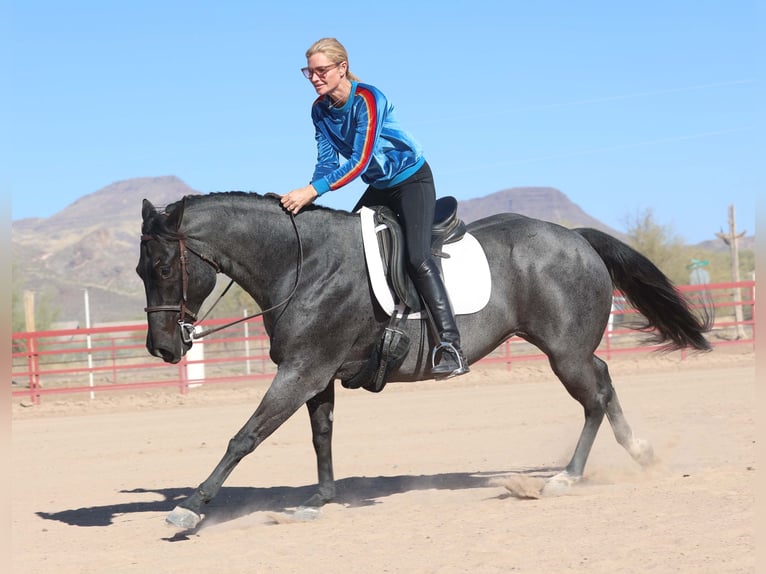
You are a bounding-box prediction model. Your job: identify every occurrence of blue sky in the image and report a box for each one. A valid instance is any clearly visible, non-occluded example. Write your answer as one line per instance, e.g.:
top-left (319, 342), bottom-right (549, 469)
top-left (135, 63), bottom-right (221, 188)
top-left (4, 1), bottom-right (761, 244)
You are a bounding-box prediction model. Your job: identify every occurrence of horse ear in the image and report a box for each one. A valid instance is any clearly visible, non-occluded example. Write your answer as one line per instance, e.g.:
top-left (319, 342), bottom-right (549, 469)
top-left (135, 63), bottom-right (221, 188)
top-left (164, 198), bottom-right (186, 231)
top-left (142, 199), bottom-right (157, 221)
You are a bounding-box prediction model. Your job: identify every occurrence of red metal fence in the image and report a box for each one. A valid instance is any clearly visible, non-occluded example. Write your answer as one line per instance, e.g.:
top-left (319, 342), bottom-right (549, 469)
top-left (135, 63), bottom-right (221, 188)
top-left (11, 281), bottom-right (755, 404)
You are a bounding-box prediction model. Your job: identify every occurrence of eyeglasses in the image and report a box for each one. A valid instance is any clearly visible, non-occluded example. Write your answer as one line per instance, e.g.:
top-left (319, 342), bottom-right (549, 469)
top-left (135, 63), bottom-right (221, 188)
top-left (301, 63), bottom-right (339, 79)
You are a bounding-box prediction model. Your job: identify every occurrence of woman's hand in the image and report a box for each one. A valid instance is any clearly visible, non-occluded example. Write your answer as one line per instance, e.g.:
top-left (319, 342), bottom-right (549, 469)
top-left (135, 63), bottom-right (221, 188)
top-left (281, 185), bottom-right (318, 214)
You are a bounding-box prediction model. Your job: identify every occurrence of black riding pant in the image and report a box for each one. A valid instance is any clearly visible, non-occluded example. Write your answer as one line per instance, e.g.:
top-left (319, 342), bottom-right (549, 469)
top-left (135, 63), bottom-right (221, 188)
top-left (353, 160), bottom-right (435, 273)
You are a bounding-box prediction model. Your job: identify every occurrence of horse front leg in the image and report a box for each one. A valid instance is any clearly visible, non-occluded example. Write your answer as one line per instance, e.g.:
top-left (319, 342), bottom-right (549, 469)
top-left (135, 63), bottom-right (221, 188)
top-left (166, 371), bottom-right (322, 530)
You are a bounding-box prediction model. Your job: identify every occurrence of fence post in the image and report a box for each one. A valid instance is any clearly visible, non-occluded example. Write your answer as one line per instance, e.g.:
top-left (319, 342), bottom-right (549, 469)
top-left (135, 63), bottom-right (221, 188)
top-left (750, 283), bottom-right (756, 342)
top-left (605, 300), bottom-right (614, 361)
top-left (111, 337), bottom-right (118, 385)
top-left (84, 289), bottom-right (95, 400)
top-left (243, 309), bottom-right (252, 375)
top-left (28, 335), bottom-right (41, 405)
top-left (185, 338), bottom-right (205, 388)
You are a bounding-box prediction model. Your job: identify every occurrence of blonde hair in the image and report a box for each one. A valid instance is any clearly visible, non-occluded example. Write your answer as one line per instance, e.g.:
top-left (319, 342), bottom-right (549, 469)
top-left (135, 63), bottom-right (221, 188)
top-left (305, 37), bottom-right (361, 82)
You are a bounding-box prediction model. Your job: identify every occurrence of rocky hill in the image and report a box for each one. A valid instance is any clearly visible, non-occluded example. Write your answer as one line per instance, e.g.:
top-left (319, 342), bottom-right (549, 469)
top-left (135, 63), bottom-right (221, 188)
top-left (458, 186), bottom-right (625, 238)
top-left (11, 176), bottom-right (752, 325)
top-left (12, 176), bottom-right (201, 325)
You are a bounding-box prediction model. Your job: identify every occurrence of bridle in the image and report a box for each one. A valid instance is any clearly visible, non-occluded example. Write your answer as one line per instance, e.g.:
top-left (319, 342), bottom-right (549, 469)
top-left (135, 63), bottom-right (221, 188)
top-left (141, 235), bottom-right (209, 344)
top-left (141, 209), bottom-right (303, 345)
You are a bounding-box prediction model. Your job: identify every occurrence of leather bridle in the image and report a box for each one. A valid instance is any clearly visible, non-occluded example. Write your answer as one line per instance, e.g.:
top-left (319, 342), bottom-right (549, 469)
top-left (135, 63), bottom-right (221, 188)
top-left (141, 235), bottom-right (204, 343)
top-left (140, 210), bottom-right (303, 345)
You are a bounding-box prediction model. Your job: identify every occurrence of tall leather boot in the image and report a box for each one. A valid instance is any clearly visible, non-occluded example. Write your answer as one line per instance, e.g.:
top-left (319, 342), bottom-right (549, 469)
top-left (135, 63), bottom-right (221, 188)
top-left (411, 259), bottom-right (470, 378)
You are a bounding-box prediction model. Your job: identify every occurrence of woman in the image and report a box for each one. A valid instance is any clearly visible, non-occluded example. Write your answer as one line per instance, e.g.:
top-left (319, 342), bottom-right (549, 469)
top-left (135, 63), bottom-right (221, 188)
top-left (281, 37), bottom-right (468, 379)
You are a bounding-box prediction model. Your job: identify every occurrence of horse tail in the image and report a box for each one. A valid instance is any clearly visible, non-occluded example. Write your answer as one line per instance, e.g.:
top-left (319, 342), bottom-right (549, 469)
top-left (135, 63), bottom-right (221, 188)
top-left (575, 227), bottom-right (713, 352)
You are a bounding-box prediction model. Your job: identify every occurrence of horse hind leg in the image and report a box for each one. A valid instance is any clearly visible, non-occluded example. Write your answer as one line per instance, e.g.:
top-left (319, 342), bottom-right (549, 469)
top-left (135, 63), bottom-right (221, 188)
top-left (542, 355), bottom-right (654, 497)
top-left (541, 353), bottom-right (614, 497)
top-left (585, 355), bottom-right (655, 467)
top-left (605, 382), bottom-right (655, 468)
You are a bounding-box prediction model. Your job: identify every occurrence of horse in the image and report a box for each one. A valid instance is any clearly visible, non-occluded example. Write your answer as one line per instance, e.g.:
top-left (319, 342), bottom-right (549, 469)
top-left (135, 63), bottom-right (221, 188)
top-left (136, 192), bottom-right (712, 529)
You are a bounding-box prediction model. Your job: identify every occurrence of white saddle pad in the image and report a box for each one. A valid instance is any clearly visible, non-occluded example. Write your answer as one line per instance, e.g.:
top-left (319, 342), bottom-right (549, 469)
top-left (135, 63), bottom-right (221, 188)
top-left (359, 206), bottom-right (492, 318)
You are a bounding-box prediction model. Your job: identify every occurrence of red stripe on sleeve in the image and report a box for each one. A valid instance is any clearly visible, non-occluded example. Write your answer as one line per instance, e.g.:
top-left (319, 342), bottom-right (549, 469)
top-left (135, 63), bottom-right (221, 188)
top-left (331, 87), bottom-right (377, 189)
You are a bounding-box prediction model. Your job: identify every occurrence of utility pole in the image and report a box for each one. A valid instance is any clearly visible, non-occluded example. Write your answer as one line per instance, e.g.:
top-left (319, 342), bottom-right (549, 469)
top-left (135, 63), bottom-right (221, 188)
top-left (715, 205), bottom-right (746, 339)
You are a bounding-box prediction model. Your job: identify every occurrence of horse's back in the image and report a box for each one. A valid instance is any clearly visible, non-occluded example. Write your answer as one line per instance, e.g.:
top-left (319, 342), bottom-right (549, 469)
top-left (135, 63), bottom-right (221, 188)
top-left (467, 212), bottom-right (607, 273)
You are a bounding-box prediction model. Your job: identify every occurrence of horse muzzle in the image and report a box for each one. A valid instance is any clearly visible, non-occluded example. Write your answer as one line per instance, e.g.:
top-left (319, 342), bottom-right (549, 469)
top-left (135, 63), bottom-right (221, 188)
top-left (146, 321), bottom-right (193, 364)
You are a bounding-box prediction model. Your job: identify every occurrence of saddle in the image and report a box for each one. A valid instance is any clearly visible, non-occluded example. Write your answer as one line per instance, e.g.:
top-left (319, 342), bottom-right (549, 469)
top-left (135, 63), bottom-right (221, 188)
top-left (341, 196), bottom-right (467, 393)
top-left (372, 196), bottom-right (466, 312)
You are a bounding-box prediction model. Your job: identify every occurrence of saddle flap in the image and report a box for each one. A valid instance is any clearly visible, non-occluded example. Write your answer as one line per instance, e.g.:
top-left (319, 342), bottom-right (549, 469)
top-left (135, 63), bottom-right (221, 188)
top-left (370, 206), bottom-right (423, 310)
top-left (359, 206), bottom-right (491, 318)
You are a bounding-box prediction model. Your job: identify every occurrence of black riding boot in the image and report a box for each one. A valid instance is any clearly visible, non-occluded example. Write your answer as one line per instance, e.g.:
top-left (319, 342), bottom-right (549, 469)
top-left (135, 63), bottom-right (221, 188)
top-left (411, 259), bottom-right (470, 379)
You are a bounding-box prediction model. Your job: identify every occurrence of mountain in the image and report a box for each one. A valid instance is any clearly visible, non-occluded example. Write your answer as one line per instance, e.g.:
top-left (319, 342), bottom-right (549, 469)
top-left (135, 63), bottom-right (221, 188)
top-left (458, 187), bottom-right (626, 238)
top-left (12, 176), bottom-right (200, 325)
top-left (11, 176), bottom-right (750, 325)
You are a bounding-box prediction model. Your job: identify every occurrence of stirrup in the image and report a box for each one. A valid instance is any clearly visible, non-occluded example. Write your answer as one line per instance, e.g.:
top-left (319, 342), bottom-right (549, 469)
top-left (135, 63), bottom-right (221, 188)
top-left (430, 341), bottom-right (470, 379)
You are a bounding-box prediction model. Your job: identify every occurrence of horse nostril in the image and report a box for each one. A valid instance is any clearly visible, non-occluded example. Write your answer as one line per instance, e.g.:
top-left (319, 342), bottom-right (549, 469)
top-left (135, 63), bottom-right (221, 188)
top-left (147, 344), bottom-right (179, 364)
top-left (159, 348), bottom-right (180, 364)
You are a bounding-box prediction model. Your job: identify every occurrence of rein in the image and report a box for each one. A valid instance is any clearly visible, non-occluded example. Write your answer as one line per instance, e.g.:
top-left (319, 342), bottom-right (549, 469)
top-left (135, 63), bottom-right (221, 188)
top-left (142, 209), bottom-right (303, 343)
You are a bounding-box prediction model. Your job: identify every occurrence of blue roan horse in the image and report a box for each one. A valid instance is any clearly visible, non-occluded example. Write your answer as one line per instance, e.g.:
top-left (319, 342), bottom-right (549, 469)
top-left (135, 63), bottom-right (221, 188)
top-left (137, 192), bottom-right (712, 529)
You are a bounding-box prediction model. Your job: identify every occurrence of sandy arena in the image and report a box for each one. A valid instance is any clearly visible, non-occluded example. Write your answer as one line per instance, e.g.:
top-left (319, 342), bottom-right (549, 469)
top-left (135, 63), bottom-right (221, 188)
top-left (12, 346), bottom-right (755, 573)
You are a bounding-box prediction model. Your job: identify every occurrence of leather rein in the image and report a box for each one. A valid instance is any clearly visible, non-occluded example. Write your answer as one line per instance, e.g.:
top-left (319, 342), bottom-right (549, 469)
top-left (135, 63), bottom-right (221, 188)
top-left (141, 210), bottom-right (303, 344)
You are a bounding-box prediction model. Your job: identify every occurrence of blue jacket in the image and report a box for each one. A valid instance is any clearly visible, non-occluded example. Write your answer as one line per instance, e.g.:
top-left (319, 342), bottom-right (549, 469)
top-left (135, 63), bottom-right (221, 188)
top-left (310, 81), bottom-right (425, 195)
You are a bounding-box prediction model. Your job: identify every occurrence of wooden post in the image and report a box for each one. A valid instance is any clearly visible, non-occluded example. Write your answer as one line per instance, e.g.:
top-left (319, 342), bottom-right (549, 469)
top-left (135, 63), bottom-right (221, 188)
top-left (22, 290), bottom-right (41, 402)
top-left (23, 290), bottom-right (35, 332)
top-left (715, 205), bottom-right (746, 339)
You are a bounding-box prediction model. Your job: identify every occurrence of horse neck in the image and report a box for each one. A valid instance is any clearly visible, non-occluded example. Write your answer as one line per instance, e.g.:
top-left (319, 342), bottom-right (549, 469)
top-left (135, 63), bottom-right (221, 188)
top-left (182, 195), bottom-right (303, 307)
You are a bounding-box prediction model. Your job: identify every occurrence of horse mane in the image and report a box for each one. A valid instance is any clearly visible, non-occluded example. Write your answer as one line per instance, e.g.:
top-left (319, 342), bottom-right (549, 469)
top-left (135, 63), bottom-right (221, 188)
top-left (142, 190), bottom-right (352, 240)
top-left (182, 190), bottom-right (352, 216)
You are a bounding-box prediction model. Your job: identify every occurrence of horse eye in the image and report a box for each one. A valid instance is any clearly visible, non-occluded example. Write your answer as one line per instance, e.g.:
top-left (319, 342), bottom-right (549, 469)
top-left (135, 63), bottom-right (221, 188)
top-left (159, 266), bottom-right (172, 279)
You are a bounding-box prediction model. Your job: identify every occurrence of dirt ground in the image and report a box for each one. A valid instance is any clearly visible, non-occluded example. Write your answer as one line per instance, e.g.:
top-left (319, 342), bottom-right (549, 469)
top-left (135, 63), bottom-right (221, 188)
top-left (11, 346), bottom-right (756, 573)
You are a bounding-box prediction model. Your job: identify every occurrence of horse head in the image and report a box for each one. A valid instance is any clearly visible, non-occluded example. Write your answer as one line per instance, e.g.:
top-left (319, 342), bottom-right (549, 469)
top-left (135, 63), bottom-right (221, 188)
top-left (136, 198), bottom-right (218, 364)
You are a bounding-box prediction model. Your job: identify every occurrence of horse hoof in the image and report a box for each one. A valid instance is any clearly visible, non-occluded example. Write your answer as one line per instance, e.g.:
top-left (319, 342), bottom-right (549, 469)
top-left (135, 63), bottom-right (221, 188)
top-left (632, 438), bottom-right (655, 467)
top-left (541, 471), bottom-right (579, 497)
top-left (293, 506), bottom-right (321, 521)
top-left (166, 506), bottom-right (202, 529)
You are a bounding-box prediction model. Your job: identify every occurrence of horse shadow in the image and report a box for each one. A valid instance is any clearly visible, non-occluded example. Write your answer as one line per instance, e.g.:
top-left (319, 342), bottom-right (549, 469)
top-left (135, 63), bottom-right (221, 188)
top-left (35, 467), bottom-right (559, 536)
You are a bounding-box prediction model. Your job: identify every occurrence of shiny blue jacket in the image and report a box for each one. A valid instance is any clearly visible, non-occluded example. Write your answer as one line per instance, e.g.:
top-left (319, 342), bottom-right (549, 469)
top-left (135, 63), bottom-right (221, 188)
top-left (310, 81), bottom-right (425, 195)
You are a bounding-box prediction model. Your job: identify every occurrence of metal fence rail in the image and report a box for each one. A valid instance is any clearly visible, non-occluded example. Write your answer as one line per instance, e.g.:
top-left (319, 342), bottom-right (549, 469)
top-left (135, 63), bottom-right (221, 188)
top-left (12, 281), bottom-right (755, 404)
